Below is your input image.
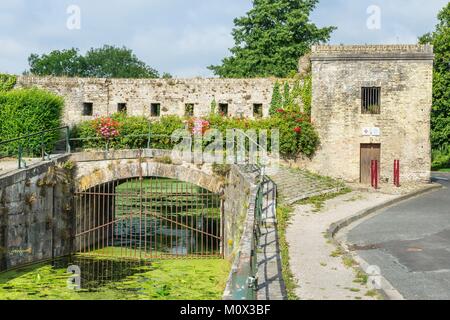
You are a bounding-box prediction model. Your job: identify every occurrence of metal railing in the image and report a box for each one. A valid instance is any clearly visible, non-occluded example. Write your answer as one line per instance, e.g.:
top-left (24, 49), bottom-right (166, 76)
top-left (223, 165), bottom-right (277, 300)
top-left (0, 126), bottom-right (70, 170)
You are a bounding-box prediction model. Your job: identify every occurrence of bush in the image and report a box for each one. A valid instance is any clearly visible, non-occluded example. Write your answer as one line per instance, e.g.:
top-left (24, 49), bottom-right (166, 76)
top-left (0, 88), bottom-right (64, 156)
top-left (0, 74), bottom-right (17, 92)
top-left (432, 147), bottom-right (450, 170)
top-left (72, 112), bottom-right (320, 158)
top-left (71, 113), bottom-right (185, 150)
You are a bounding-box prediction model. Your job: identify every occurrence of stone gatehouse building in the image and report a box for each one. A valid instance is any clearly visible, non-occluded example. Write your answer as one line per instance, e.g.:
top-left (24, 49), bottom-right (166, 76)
top-left (14, 44), bottom-right (434, 184)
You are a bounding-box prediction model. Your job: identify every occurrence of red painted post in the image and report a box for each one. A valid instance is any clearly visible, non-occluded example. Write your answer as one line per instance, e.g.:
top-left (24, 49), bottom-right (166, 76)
top-left (394, 160), bottom-right (400, 187)
top-left (371, 160), bottom-right (378, 189)
top-left (374, 160), bottom-right (378, 189)
top-left (371, 160), bottom-right (374, 188)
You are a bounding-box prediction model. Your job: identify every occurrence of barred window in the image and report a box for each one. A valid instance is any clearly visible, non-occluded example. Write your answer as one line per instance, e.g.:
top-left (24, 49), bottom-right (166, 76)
top-left (361, 87), bottom-right (381, 114)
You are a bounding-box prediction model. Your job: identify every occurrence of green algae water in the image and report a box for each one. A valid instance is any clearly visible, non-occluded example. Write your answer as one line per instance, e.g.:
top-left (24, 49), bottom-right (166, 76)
top-left (0, 256), bottom-right (230, 300)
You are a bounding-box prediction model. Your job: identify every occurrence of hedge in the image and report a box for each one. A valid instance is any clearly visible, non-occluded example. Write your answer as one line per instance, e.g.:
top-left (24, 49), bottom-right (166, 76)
top-left (0, 88), bottom-right (64, 156)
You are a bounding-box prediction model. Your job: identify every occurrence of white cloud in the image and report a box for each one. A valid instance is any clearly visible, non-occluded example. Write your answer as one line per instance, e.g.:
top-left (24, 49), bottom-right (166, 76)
top-left (0, 0), bottom-right (447, 76)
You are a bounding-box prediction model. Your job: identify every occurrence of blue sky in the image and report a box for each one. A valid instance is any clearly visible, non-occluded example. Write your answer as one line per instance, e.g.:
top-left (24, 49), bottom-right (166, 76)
top-left (0, 0), bottom-right (447, 77)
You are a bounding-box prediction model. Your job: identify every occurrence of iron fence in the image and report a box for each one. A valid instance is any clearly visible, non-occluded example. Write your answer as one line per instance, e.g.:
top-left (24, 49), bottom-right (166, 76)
top-left (74, 175), bottom-right (224, 260)
top-left (224, 165), bottom-right (277, 300)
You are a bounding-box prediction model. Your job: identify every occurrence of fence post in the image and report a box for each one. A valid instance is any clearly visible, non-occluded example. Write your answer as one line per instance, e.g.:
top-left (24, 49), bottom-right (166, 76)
top-left (65, 126), bottom-right (71, 154)
top-left (394, 160), bottom-right (400, 187)
top-left (18, 144), bottom-right (23, 169)
top-left (371, 160), bottom-right (378, 190)
top-left (41, 135), bottom-right (45, 160)
top-left (147, 122), bottom-right (151, 149)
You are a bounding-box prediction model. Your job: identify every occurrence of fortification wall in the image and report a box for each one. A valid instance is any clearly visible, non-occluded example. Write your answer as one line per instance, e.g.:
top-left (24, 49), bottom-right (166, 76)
top-left (16, 77), bottom-right (278, 126)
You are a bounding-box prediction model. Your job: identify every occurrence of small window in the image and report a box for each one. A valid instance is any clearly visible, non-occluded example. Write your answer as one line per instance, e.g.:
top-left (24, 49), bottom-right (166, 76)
top-left (118, 103), bottom-right (127, 114)
top-left (82, 102), bottom-right (93, 116)
top-left (253, 104), bottom-right (263, 118)
top-left (361, 87), bottom-right (381, 114)
top-left (185, 103), bottom-right (194, 117)
top-left (219, 103), bottom-right (229, 116)
top-left (150, 103), bottom-right (161, 117)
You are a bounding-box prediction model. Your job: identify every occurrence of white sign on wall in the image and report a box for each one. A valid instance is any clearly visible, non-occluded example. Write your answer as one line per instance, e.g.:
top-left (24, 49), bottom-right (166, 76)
top-left (362, 127), bottom-right (381, 136)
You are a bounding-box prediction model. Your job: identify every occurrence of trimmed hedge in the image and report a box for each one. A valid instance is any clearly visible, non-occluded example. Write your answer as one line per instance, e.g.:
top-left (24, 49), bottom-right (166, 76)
top-left (0, 74), bottom-right (17, 92)
top-left (0, 88), bottom-right (64, 156)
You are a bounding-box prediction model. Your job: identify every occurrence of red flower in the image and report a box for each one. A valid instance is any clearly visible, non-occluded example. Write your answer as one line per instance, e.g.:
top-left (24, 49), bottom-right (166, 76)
top-left (277, 109), bottom-right (285, 113)
top-left (294, 127), bottom-right (302, 134)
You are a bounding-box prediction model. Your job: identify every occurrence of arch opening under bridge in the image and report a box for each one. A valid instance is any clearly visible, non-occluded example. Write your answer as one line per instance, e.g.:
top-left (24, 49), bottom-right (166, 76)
top-left (74, 175), bottom-right (224, 260)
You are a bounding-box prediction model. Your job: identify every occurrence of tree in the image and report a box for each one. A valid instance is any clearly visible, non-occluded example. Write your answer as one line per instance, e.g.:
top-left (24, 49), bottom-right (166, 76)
top-left (83, 45), bottom-right (159, 78)
top-left (26, 45), bottom-right (160, 79)
top-left (209, 0), bottom-right (335, 78)
top-left (269, 81), bottom-right (282, 115)
top-left (419, 3), bottom-right (450, 152)
top-left (28, 49), bottom-right (85, 77)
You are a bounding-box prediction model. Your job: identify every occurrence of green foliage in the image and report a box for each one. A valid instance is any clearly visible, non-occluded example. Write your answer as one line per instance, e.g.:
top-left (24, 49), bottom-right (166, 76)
top-left (283, 82), bottom-right (292, 109)
top-left (269, 82), bottom-right (283, 116)
top-left (270, 76), bottom-right (312, 116)
top-left (0, 257), bottom-right (230, 300)
top-left (27, 45), bottom-right (161, 79)
top-left (27, 49), bottom-right (85, 77)
top-left (210, 98), bottom-right (217, 114)
top-left (209, 0), bottom-right (336, 78)
top-left (276, 204), bottom-right (298, 300)
top-left (72, 114), bottom-right (185, 150)
top-left (0, 89), bottom-right (64, 155)
top-left (420, 3), bottom-right (450, 152)
top-left (432, 147), bottom-right (450, 170)
top-left (72, 111), bottom-right (320, 158)
top-left (0, 74), bottom-right (17, 92)
top-left (299, 74), bottom-right (312, 116)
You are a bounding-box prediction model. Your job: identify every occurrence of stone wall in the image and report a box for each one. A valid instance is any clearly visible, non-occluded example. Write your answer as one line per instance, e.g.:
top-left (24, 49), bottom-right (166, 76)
top-left (308, 45), bottom-right (434, 183)
top-left (0, 156), bottom-right (74, 271)
top-left (72, 150), bottom-right (255, 258)
top-left (15, 76), bottom-right (278, 126)
top-left (0, 151), bottom-right (259, 270)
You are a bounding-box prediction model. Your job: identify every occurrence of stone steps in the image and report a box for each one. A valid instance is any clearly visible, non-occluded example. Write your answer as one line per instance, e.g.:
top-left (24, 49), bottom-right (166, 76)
top-left (268, 166), bottom-right (344, 205)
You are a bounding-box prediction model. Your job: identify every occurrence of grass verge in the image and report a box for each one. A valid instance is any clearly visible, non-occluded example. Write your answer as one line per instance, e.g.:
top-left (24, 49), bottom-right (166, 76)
top-left (276, 204), bottom-right (298, 300)
top-left (294, 188), bottom-right (352, 213)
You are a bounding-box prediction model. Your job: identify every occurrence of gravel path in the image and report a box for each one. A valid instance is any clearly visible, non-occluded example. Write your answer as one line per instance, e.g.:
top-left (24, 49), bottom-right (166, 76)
top-left (286, 191), bottom-right (398, 300)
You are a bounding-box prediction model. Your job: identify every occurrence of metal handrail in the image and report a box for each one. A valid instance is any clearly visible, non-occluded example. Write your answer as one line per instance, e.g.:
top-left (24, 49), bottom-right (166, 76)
top-left (0, 126), bottom-right (70, 169)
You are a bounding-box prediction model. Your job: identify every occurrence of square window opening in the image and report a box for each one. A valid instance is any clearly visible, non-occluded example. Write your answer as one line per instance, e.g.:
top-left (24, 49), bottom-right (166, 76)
top-left (185, 103), bottom-right (195, 117)
top-left (362, 87), bottom-right (381, 114)
top-left (253, 104), bottom-right (263, 118)
top-left (118, 103), bottom-right (127, 114)
top-left (151, 103), bottom-right (161, 117)
top-left (82, 102), bottom-right (93, 116)
top-left (219, 103), bottom-right (229, 116)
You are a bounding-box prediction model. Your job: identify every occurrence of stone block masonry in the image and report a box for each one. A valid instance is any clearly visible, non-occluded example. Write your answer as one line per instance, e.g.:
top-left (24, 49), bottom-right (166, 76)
top-left (15, 77), bottom-right (279, 126)
top-left (309, 45), bottom-right (434, 183)
top-left (13, 44), bottom-right (434, 184)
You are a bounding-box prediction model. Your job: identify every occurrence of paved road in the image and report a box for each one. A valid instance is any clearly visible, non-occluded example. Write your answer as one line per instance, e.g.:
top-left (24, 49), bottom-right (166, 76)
top-left (346, 172), bottom-right (450, 300)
